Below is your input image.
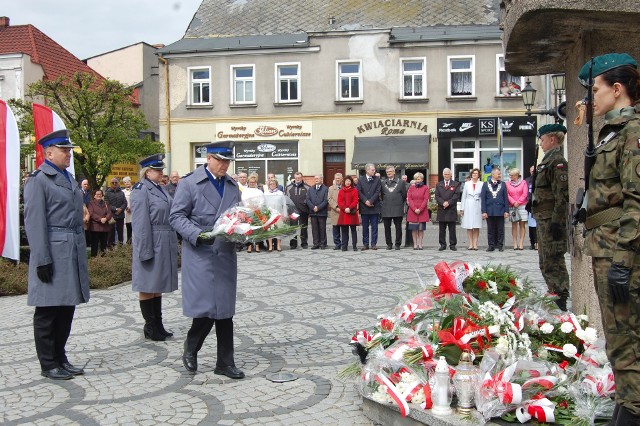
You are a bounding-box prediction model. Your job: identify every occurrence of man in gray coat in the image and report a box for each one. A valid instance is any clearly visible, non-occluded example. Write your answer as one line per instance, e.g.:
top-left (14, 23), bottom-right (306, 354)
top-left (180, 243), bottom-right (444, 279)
top-left (169, 141), bottom-right (244, 379)
top-left (380, 166), bottom-right (407, 250)
top-left (24, 129), bottom-right (90, 380)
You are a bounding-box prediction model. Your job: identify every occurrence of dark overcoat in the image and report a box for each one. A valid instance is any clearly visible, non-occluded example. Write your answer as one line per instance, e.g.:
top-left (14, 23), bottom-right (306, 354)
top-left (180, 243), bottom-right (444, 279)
top-left (435, 180), bottom-right (460, 222)
top-left (481, 180), bottom-right (509, 216)
top-left (170, 165), bottom-right (240, 319)
top-left (357, 176), bottom-right (382, 214)
top-left (131, 178), bottom-right (178, 293)
top-left (23, 162), bottom-right (90, 306)
top-left (306, 184), bottom-right (328, 216)
top-left (380, 178), bottom-right (407, 218)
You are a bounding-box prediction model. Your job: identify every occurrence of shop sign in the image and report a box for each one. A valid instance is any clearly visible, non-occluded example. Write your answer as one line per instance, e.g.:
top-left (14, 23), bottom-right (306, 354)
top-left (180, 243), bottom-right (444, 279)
top-left (216, 122), bottom-right (312, 140)
top-left (356, 118), bottom-right (429, 135)
top-left (235, 141), bottom-right (298, 159)
top-left (107, 163), bottom-right (139, 184)
top-left (437, 116), bottom-right (537, 138)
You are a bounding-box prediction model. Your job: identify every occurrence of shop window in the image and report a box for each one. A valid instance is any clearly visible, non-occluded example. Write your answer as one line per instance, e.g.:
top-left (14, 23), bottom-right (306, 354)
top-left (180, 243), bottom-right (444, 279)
top-left (276, 63), bottom-right (300, 103)
top-left (232, 65), bottom-right (255, 104)
top-left (188, 67), bottom-right (211, 105)
top-left (401, 58), bottom-right (426, 98)
top-left (496, 55), bottom-right (524, 97)
top-left (337, 60), bottom-right (362, 101)
top-left (448, 56), bottom-right (474, 97)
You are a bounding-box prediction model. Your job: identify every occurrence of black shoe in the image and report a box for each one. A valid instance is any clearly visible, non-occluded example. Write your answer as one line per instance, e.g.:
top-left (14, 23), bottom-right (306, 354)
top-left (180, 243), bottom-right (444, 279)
top-left (530, 244), bottom-right (535, 250)
top-left (214, 365), bottom-right (245, 379)
top-left (371, 246), bottom-right (377, 250)
top-left (361, 246), bottom-right (369, 251)
top-left (311, 245), bottom-right (320, 250)
top-left (341, 247), bottom-right (348, 251)
top-left (41, 367), bottom-right (74, 380)
top-left (450, 246), bottom-right (457, 251)
top-left (438, 246), bottom-right (446, 251)
top-left (353, 246), bottom-right (358, 251)
top-left (498, 247), bottom-right (504, 252)
top-left (320, 245), bottom-right (327, 250)
top-left (301, 244), bottom-right (308, 249)
top-left (334, 246), bottom-right (341, 250)
top-left (487, 247), bottom-right (495, 252)
top-left (182, 342), bottom-right (197, 373)
top-left (395, 246), bottom-right (400, 250)
top-left (61, 362), bottom-right (84, 376)
top-left (386, 245), bottom-right (393, 250)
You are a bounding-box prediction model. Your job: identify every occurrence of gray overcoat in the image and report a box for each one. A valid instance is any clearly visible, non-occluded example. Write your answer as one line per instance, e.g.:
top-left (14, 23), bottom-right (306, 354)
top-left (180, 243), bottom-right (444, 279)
top-left (380, 178), bottom-right (407, 218)
top-left (169, 165), bottom-right (240, 319)
top-left (23, 162), bottom-right (90, 307)
top-left (130, 178), bottom-right (178, 293)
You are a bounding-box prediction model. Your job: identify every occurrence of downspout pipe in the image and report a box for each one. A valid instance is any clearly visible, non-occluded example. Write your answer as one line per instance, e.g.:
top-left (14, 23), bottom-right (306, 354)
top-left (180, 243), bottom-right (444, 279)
top-left (158, 55), bottom-right (171, 172)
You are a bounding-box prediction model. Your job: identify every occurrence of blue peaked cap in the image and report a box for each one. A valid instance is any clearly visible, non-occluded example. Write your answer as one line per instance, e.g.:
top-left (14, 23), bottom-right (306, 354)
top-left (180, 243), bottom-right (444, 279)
top-left (38, 129), bottom-right (76, 148)
top-left (205, 140), bottom-right (235, 160)
top-left (139, 153), bottom-right (165, 169)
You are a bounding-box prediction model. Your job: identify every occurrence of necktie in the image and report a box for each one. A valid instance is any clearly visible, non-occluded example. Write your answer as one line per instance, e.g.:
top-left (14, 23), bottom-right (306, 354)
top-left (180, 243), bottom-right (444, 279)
top-left (316, 185), bottom-right (320, 190)
top-left (445, 181), bottom-right (449, 188)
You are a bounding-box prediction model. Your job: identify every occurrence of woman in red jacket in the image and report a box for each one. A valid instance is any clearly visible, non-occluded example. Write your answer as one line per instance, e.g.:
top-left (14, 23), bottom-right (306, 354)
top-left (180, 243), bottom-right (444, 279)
top-left (337, 176), bottom-right (360, 251)
top-left (406, 172), bottom-right (430, 250)
top-left (88, 189), bottom-right (113, 257)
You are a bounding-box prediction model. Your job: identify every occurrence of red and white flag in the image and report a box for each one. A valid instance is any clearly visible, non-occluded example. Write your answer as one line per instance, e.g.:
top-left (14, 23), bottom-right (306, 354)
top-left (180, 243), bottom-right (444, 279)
top-left (0, 100), bottom-right (20, 261)
top-left (33, 103), bottom-right (75, 175)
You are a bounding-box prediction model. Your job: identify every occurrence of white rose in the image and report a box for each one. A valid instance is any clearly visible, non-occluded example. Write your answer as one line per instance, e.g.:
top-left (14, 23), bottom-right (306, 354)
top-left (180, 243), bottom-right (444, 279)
top-left (560, 322), bottom-right (575, 333)
top-left (495, 336), bottom-right (509, 355)
top-left (562, 343), bottom-right (578, 358)
top-left (540, 323), bottom-right (554, 334)
top-left (489, 325), bottom-right (501, 336)
top-left (576, 327), bottom-right (598, 344)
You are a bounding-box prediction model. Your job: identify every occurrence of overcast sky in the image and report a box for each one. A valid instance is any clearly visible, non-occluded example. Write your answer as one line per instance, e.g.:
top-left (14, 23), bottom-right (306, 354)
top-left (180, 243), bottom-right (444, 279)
top-left (2, 0), bottom-right (203, 59)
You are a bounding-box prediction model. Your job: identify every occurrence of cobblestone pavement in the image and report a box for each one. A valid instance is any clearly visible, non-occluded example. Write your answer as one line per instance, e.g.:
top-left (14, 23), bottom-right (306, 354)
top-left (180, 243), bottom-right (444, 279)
top-left (0, 223), bottom-right (554, 425)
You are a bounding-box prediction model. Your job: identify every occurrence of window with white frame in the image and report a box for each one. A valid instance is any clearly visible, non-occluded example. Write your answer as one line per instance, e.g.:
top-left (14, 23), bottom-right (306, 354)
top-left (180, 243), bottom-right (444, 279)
top-left (276, 63), bottom-right (300, 102)
top-left (232, 65), bottom-right (255, 104)
top-left (337, 60), bottom-right (362, 101)
top-left (496, 55), bottom-right (524, 97)
top-left (401, 58), bottom-right (426, 98)
top-left (448, 56), bottom-right (474, 97)
top-left (188, 67), bottom-right (211, 105)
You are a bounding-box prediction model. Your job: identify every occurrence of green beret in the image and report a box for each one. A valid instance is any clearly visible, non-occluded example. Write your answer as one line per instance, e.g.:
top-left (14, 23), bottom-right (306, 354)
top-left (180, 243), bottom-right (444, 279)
top-left (537, 124), bottom-right (567, 138)
top-left (578, 53), bottom-right (637, 87)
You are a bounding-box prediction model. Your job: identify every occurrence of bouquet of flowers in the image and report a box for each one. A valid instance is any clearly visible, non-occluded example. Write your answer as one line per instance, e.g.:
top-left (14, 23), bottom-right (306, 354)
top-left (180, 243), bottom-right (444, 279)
top-left (199, 195), bottom-right (301, 243)
top-left (342, 261), bottom-right (615, 424)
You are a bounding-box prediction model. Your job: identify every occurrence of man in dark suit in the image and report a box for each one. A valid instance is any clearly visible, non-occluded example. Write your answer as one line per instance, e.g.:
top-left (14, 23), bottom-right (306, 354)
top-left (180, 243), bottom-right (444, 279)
top-left (435, 168), bottom-right (460, 251)
top-left (306, 175), bottom-right (328, 249)
top-left (357, 163), bottom-right (382, 250)
top-left (480, 168), bottom-right (510, 251)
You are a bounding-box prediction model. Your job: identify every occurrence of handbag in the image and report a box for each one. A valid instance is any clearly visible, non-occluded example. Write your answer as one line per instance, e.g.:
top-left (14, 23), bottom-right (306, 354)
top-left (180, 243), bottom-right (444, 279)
top-left (509, 206), bottom-right (522, 223)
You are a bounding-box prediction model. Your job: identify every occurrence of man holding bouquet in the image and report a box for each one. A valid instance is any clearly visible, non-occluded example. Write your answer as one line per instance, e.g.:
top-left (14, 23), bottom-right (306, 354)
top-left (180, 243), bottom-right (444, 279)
top-left (169, 140), bottom-right (245, 379)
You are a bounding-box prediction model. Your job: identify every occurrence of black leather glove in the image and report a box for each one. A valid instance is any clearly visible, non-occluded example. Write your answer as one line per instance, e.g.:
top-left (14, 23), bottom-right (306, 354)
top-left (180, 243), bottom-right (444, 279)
top-left (549, 223), bottom-right (563, 241)
top-left (37, 264), bottom-right (53, 283)
top-left (607, 264), bottom-right (631, 304)
top-left (196, 236), bottom-right (215, 246)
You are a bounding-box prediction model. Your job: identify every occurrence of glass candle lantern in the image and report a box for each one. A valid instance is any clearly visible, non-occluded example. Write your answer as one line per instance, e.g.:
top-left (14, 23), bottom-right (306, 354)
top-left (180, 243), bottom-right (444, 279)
top-left (453, 350), bottom-right (480, 414)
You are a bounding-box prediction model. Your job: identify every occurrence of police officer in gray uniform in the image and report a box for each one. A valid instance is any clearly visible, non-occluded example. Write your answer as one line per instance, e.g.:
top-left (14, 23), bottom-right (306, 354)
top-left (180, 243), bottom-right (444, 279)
top-left (24, 129), bottom-right (90, 380)
top-left (131, 154), bottom-right (178, 341)
top-left (170, 141), bottom-right (244, 379)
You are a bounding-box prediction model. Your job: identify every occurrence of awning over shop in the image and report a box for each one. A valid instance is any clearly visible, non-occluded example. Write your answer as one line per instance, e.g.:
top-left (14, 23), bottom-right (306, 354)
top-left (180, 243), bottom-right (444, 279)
top-left (351, 135), bottom-right (430, 169)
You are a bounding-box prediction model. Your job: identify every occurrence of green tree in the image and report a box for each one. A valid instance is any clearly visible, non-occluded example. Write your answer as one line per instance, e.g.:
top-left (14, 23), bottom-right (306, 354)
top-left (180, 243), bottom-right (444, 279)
top-left (9, 72), bottom-right (163, 189)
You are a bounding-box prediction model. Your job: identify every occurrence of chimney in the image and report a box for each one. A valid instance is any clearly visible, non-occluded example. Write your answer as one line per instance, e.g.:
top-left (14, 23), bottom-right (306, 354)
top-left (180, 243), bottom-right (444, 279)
top-left (0, 17), bottom-right (9, 28)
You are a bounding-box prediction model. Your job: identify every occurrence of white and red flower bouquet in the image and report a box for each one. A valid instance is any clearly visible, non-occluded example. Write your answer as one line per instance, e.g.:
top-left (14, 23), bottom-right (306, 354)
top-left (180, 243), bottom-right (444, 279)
top-left (200, 195), bottom-right (301, 243)
top-left (343, 261), bottom-right (615, 425)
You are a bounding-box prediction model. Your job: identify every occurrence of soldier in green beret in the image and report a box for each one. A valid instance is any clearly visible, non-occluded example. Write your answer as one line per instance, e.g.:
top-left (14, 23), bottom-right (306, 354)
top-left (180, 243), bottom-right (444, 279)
top-left (532, 123), bottom-right (569, 310)
top-left (579, 52), bottom-right (640, 425)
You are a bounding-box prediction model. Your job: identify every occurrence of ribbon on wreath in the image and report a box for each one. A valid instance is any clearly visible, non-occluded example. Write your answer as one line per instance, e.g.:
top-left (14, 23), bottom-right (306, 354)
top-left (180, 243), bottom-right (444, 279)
top-left (583, 370), bottom-right (616, 396)
top-left (351, 330), bottom-right (372, 346)
top-left (400, 302), bottom-right (418, 322)
top-left (515, 395), bottom-right (556, 423)
top-left (375, 373), bottom-right (410, 417)
top-left (481, 362), bottom-right (523, 404)
top-left (262, 212), bottom-right (282, 229)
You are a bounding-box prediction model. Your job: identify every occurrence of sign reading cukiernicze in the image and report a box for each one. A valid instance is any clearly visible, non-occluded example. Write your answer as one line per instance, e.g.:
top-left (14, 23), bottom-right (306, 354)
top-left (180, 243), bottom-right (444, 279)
top-left (216, 122), bottom-right (312, 140)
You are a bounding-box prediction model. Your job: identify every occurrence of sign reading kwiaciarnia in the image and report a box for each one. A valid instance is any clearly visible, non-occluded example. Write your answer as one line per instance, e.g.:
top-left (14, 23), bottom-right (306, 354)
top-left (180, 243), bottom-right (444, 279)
top-left (216, 122), bottom-right (312, 140)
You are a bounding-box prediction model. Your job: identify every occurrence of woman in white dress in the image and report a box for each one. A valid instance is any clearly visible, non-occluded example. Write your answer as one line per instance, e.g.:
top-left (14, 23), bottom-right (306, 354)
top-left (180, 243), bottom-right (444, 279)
top-left (263, 178), bottom-right (287, 252)
top-left (241, 173), bottom-right (264, 253)
top-left (460, 168), bottom-right (483, 250)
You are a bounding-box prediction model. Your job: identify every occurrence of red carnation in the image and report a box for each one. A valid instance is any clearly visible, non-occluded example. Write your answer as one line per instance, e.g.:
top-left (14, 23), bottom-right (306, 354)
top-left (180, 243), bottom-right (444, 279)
top-left (380, 318), bottom-right (394, 332)
top-left (509, 279), bottom-right (516, 286)
top-left (507, 292), bottom-right (513, 298)
top-left (477, 281), bottom-right (487, 290)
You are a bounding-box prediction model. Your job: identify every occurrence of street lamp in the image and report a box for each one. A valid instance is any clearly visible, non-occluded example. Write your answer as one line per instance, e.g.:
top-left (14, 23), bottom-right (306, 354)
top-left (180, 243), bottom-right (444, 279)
top-left (521, 74), bottom-right (566, 124)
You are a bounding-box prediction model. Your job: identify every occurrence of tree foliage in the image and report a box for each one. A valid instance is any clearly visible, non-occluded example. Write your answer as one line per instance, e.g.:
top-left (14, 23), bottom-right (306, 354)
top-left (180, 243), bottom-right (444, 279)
top-left (9, 72), bottom-right (163, 189)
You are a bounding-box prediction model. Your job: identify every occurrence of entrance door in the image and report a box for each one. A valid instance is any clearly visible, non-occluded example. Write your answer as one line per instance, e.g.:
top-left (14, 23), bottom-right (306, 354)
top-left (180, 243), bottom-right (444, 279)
top-left (323, 140), bottom-right (346, 186)
top-left (452, 162), bottom-right (476, 183)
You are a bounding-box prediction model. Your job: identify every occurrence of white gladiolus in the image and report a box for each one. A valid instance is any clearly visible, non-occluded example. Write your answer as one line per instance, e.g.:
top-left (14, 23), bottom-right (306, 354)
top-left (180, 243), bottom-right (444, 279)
top-left (562, 343), bottom-right (578, 358)
top-left (540, 323), bottom-right (554, 334)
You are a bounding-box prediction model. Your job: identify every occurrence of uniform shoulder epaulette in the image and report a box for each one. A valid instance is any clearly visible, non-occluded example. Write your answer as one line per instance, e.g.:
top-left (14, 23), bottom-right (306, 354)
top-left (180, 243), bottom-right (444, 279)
top-left (133, 182), bottom-right (144, 190)
top-left (29, 170), bottom-right (40, 177)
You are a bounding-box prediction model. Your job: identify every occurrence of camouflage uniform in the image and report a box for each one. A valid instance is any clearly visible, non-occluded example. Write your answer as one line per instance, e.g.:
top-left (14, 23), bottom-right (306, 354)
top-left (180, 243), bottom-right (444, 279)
top-left (585, 105), bottom-right (640, 416)
top-left (532, 146), bottom-right (569, 302)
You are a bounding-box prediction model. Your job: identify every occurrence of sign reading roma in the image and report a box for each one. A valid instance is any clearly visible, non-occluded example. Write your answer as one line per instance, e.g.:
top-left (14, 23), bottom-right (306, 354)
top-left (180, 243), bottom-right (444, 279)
top-left (216, 122), bottom-right (312, 140)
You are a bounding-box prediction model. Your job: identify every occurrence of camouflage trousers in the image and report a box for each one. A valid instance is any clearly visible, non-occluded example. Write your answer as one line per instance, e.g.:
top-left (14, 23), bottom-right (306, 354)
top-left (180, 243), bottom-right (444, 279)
top-left (593, 257), bottom-right (640, 416)
top-left (536, 217), bottom-right (569, 296)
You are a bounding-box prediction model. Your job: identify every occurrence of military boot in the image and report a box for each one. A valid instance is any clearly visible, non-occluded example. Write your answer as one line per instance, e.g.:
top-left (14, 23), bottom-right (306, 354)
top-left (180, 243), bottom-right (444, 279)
top-left (139, 299), bottom-right (166, 341)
